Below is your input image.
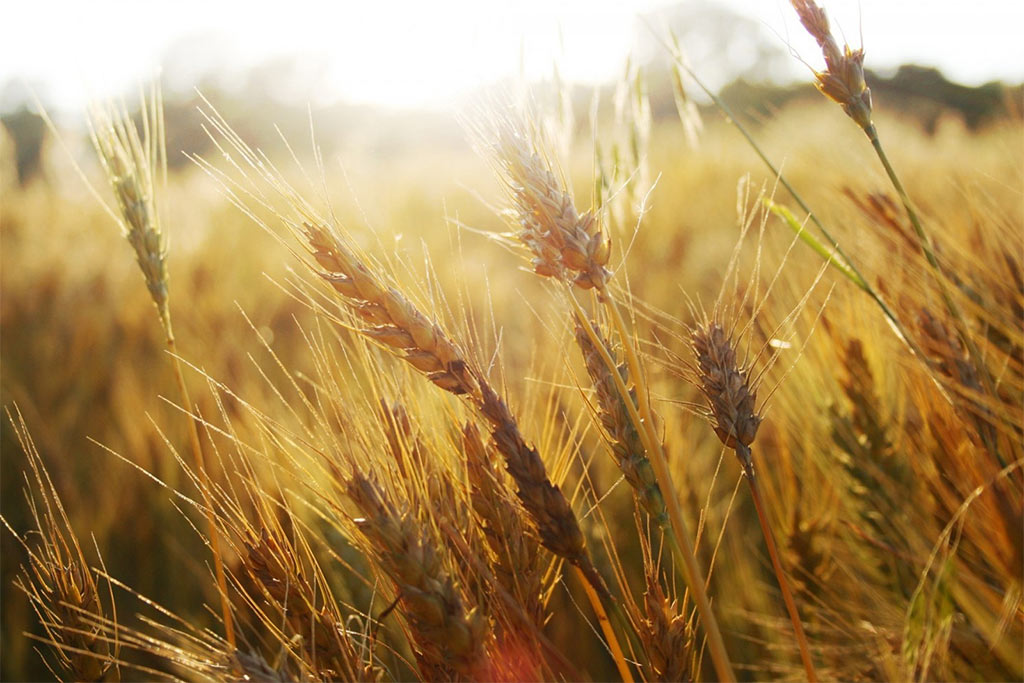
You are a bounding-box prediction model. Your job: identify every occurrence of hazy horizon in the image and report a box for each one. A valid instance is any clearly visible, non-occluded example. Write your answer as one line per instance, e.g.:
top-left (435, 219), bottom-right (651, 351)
top-left (4, 0), bottom-right (1023, 114)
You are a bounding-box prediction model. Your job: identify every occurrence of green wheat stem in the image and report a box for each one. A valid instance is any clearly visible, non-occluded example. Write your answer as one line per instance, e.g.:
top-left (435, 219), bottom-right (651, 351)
top-left (864, 123), bottom-right (1004, 466)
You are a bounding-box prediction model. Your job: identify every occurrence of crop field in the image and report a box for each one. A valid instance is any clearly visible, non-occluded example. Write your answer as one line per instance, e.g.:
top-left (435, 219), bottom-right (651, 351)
top-left (1, 2), bottom-right (1022, 681)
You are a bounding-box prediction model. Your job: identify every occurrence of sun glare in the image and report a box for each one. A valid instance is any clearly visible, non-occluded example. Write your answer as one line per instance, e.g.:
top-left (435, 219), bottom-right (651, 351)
top-left (2, 0), bottom-right (1021, 112)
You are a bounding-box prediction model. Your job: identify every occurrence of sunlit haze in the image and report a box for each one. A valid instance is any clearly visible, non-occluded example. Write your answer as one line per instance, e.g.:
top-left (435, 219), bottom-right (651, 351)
top-left (3, 0), bottom-right (1023, 111)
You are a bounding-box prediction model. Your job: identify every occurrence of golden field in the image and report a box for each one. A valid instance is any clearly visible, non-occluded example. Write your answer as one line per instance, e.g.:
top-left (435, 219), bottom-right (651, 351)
top-left (1, 53), bottom-right (1022, 682)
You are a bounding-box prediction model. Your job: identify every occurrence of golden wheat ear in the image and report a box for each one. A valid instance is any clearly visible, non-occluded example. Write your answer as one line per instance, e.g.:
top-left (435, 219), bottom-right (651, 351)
top-left (691, 322), bottom-right (762, 465)
top-left (346, 472), bottom-right (490, 681)
top-left (790, 0), bottom-right (872, 130)
top-left (575, 319), bottom-right (669, 528)
top-left (477, 116), bottom-right (611, 291)
top-left (87, 92), bottom-right (171, 329)
top-left (1, 408), bottom-right (120, 682)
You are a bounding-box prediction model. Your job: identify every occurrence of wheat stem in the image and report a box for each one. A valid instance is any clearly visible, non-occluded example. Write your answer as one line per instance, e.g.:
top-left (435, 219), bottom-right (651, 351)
top-left (165, 330), bottom-right (236, 651)
top-left (741, 449), bottom-right (817, 682)
top-left (576, 565), bottom-right (634, 683)
top-left (864, 125), bottom-right (1003, 464)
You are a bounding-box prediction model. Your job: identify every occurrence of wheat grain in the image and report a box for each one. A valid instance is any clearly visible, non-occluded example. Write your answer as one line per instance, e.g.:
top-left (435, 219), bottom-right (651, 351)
top-left (346, 473), bottom-right (488, 681)
top-left (575, 320), bottom-right (669, 527)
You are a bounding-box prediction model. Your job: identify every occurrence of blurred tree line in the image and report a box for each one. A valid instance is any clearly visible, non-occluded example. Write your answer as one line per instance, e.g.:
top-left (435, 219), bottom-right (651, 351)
top-left (2, 0), bottom-right (1022, 189)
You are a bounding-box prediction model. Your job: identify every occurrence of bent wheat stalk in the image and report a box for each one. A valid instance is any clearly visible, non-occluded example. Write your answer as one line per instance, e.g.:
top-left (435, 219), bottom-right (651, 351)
top-left (303, 219), bottom-right (633, 682)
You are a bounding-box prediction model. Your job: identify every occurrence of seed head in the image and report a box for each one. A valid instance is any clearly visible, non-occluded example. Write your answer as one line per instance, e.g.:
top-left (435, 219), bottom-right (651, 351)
top-left (305, 221), bottom-right (478, 397)
top-left (575, 321), bottom-right (668, 526)
top-left (692, 323), bottom-right (761, 461)
top-left (89, 98), bottom-right (171, 327)
top-left (791, 0), bottom-right (873, 130)
top-left (346, 473), bottom-right (488, 679)
top-left (493, 126), bottom-right (611, 290)
top-left (640, 570), bottom-right (695, 683)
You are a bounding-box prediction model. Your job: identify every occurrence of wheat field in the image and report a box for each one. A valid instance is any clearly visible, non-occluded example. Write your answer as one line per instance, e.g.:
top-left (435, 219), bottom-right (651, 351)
top-left (2, 5), bottom-right (1022, 681)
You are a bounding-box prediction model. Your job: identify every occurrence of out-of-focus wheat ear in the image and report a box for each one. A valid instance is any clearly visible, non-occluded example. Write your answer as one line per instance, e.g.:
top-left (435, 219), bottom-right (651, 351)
top-left (1, 409), bottom-right (119, 682)
top-left (462, 424), bottom-right (545, 631)
top-left (379, 399), bottom-right (426, 479)
top-left (692, 321), bottom-right (818, 681)
top-left (241, 525), bottom-right (378, 682)
top-left (790, 0), bottom-right (872, 130)
top-left (916, 309), bottom-right (999, 452)
top-left (346, 472), bottom-right (489, 681)
top-left (639, 568), bottom-right (696, 683)
top-left (575, 320), bottom-right (669, 528)
top-left (669, 33), bottom-right (703, 149)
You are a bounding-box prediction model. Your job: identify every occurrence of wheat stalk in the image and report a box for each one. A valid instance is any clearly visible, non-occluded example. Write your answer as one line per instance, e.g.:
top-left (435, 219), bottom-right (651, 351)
top-left (692, 321), bottom-right (818, 681)
top-left (87, 87), bottom-right (236, 650)
top-left (789, 0), bottom-right (1001, 461)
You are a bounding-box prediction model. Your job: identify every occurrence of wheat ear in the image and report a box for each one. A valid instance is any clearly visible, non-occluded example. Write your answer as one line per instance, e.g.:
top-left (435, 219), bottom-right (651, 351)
top-left (2, 409), bottom-right (119, 682)
top-left (575, 319), bottom-right (669, 528)
top-left (242, 526), bottom-right (374, 681)
top-left (640, 567), bottom-right (696, 682)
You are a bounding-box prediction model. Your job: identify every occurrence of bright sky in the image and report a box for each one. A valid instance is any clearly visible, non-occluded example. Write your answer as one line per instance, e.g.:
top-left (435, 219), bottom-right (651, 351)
top-left (3, 0), bottom-right (1022, 111)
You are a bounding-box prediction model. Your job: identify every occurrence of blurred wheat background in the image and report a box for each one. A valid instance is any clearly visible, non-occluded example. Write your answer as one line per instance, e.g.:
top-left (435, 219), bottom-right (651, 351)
top-left (2, 1), bottom-right (1022, 681)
